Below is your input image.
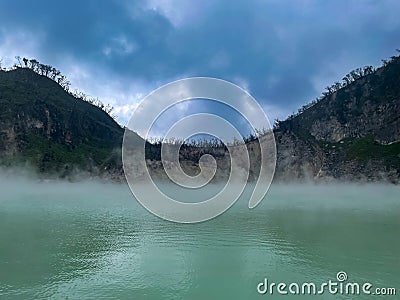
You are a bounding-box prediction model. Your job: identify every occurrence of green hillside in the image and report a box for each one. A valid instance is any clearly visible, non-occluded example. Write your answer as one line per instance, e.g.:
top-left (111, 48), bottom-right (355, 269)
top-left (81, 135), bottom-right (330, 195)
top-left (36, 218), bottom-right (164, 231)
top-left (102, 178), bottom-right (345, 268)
top-left (0, 68), bottom-right (124, 178)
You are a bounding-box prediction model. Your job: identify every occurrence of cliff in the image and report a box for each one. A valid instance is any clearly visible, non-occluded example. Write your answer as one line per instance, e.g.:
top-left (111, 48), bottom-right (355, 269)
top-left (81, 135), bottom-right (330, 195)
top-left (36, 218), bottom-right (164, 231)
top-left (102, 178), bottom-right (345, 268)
top-left (0, 57), bottom-right (399, 183)
top-left (273, 56), bottom-right (400, 182)
top-left (0, 68), bottom-right (124, 179)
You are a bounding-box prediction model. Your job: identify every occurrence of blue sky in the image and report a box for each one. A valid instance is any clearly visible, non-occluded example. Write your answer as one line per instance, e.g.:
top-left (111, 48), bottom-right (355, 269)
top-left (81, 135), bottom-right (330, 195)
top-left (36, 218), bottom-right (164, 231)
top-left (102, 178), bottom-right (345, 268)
top-left (1, 0), bottom-right (399, 128)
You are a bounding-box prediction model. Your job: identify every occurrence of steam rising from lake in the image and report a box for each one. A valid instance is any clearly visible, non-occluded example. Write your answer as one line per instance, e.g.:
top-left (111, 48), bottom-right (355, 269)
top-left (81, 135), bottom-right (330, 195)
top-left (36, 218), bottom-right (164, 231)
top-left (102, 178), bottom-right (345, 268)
top-left (1, 175), bottom-right (399, 299)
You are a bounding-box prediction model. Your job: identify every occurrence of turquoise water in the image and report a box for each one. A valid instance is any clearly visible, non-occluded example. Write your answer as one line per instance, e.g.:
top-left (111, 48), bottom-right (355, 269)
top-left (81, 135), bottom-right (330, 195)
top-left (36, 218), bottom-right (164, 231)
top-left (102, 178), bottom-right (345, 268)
top-left (0, 180), bottom-right (399, 299)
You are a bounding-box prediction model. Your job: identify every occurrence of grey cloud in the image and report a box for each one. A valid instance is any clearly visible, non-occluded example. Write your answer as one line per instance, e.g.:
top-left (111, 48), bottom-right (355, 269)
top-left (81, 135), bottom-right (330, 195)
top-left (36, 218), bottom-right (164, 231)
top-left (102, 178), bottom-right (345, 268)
top-left (0, 0), bottom-right (399, 122)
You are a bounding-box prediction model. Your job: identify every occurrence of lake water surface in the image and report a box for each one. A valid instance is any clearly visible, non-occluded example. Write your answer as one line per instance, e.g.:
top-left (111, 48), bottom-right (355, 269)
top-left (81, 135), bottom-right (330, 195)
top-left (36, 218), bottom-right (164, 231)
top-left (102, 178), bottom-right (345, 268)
top-left (0, 179), bottom-right (399, 299)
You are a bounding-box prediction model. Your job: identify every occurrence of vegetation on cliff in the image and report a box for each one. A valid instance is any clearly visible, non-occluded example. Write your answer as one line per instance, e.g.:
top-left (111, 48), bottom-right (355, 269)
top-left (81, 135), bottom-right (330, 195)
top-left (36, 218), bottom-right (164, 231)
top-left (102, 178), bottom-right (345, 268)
top-left (0, 51), bottom-right (399, 182)
top-left (0, 67), bottom-right (124, 178)
top-left (273, 51), bottom-right (400, 182)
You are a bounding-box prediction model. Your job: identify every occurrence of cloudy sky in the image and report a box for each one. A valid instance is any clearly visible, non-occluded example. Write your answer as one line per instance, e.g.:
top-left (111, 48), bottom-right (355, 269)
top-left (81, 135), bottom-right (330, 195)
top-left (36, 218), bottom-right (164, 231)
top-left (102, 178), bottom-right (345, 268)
top-left (1, 0), bottom-right (399, 128)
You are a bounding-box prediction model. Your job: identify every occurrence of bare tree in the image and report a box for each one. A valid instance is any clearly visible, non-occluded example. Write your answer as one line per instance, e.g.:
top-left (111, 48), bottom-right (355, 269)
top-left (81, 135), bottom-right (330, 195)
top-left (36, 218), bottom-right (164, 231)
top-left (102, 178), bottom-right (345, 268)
top-left (29, 59), bottom-right (39, 71)
top-left (15, 56), bottom-right (22, 67)
top-left (325, 86), bottom-right (333, 94)
top-left (44, 64), bottom-right (52, 77)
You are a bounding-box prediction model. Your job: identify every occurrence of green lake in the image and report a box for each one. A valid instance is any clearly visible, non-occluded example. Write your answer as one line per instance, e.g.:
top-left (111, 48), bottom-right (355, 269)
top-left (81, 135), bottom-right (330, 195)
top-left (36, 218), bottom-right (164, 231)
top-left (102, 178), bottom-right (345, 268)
top-left (0, 180), bottom-right (399, 299)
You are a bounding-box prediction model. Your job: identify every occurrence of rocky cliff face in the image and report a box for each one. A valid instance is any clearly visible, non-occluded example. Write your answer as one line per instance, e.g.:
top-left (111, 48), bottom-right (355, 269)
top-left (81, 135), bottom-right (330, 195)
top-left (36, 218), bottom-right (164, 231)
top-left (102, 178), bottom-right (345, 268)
top-left (273, 57), bottom-right (400, 183)
top-left (1, 58), bottom-right (399, 183)
top-left (163, 58), bottom-right (400, 183)
top-left (274, 131), bottom-right (326, 180)
top-left (0, 68), bottom-right (124, 179)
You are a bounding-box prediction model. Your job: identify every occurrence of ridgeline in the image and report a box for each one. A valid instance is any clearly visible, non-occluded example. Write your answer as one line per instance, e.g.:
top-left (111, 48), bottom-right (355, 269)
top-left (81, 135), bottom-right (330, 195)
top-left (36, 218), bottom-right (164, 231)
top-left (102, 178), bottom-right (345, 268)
top-left (0, 54), bottom-right (399, 182)
top-left (0, 67), bottom-right (124, 179)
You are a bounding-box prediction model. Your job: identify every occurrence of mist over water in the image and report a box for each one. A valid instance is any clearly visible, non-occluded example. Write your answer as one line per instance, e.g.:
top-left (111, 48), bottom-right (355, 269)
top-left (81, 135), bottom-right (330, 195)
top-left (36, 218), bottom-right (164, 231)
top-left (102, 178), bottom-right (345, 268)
top-left (0, 176), bottom-right (399, 299)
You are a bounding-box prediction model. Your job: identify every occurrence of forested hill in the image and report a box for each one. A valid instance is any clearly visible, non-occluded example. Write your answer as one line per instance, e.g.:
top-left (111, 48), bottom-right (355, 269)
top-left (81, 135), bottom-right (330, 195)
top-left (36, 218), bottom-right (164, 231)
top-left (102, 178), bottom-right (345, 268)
top-left (273, 55), bottom-right (400, 182)
top-left (0, 67), bottom-right (124, 179)
top-left (0, 54), bottom-right (399, 182)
